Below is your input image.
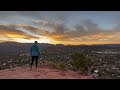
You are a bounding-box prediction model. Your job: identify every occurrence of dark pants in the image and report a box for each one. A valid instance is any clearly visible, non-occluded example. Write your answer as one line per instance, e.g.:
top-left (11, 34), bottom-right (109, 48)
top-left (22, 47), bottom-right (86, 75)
top-left (30, 56), bottom-right (38, 68)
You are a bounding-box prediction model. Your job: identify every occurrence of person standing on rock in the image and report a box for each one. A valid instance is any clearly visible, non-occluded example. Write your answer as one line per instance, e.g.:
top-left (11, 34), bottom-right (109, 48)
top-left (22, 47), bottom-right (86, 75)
top-left (30, 41), bottom-right (40, 69)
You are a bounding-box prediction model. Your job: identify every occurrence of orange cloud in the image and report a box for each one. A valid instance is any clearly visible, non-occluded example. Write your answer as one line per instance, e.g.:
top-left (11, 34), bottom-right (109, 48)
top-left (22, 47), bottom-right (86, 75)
top-left (1, 19), bottom-right (120, 45)
top-left (0, 25), bottom-right (40, 42)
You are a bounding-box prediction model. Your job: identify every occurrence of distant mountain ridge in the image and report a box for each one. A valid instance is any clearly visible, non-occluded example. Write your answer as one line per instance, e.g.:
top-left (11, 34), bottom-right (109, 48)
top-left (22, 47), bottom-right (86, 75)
top-left (0, 42), bottom-right (53, 56)
top-left (0, 42), bottom-right (120, 56)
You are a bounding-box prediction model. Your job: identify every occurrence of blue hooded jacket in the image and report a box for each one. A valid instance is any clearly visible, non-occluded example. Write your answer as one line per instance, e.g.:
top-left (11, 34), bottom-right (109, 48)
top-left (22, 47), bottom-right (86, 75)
top-left (30, 44), bottom-right (40, 57)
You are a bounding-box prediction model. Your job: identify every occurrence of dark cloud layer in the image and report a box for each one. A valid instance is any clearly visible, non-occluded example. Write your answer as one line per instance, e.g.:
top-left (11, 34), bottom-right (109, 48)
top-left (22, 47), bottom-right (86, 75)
top-left (13, 19), bottom-right (120, 43)
top-left (0, 25), bottom-right (40, 40)
top-left (0, 11), bottom-right (120, 44)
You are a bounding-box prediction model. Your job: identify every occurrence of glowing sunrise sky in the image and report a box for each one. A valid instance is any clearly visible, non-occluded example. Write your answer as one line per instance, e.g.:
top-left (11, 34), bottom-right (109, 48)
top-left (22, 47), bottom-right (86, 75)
top-left (0, 11), bottom-right (120, 45)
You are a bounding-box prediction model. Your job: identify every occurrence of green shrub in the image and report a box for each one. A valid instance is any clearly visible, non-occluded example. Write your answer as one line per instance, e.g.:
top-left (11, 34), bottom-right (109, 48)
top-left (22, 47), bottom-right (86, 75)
top-left (69, 52), bottom-right (93, 72)
top-left (57, 63), bottom-right (66, 70)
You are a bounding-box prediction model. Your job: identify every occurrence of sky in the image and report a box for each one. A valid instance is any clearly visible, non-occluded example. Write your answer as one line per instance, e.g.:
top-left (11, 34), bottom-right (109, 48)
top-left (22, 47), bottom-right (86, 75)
top-left (0, 11), bottom-right (120, 45)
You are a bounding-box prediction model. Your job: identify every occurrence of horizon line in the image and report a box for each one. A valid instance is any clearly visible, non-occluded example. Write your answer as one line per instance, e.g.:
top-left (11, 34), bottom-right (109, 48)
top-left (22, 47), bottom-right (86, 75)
top-left (0, 41), bottom-right (120, 46)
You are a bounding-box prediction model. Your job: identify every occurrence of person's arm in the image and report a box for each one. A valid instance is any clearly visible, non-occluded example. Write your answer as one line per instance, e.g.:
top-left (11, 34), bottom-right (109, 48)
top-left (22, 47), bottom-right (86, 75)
top-left (38, 47), bottom-right (40, 58)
